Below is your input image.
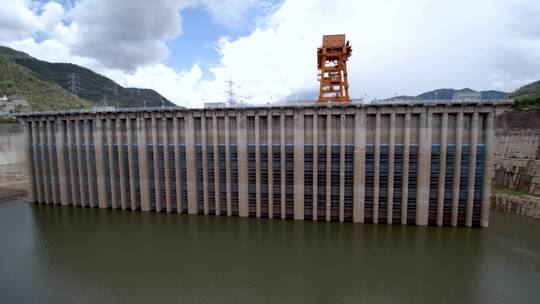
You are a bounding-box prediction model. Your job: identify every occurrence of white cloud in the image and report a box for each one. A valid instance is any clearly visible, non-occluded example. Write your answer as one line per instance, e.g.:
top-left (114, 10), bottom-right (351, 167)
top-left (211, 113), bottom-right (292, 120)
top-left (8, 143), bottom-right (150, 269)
top-left (123, 0), bottom-right (540, 106)
top-left (1, 0), bottom-right (278, 71)
top-left (200, 0), bottom-right (540, 102)
top-left (103, 63), bottom-right (221, 108)
top-left (64, 0), bottom-right (190, 71)
top-left (201, 0), bottom-right (280, 29)
top-left (0, 0), bottom-right (60, 41)
top-left (6, 37), bottom-right (99, 67)
top-left (39, 1), bottom-right (65, 33)
top-left (1, 0), bottom-right (539, 107)
top-left (57, 0), bottom-right (274, 71)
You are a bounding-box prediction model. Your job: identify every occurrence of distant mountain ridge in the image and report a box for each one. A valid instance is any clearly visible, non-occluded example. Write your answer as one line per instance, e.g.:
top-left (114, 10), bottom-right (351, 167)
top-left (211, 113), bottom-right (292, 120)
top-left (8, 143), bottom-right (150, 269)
top-left (385, 88), bottom-right (508, 101)
top-left (0, 46), bottom-right (175, 109)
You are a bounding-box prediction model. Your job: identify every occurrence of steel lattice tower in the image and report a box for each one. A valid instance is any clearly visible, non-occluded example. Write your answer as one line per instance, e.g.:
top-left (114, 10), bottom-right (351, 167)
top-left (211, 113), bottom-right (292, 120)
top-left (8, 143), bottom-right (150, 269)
top-left (317, 34), bottom-right (352, 103)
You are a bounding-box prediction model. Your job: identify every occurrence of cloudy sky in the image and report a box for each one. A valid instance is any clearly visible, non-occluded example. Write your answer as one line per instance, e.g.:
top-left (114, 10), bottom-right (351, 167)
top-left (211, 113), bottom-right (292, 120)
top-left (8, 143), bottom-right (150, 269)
top-left (1, 0), bottom-right (539, 107)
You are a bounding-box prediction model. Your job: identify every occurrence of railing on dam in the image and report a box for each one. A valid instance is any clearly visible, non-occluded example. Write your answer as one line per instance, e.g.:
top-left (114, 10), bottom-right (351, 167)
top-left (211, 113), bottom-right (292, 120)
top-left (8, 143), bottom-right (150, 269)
top-left (17, 103), bottom-right (504, 227)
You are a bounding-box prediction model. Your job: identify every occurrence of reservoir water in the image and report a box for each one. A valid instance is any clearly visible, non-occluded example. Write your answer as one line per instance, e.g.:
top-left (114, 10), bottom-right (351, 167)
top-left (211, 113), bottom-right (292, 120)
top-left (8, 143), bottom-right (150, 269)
top-left (1, 200), bottom-right (539, 303)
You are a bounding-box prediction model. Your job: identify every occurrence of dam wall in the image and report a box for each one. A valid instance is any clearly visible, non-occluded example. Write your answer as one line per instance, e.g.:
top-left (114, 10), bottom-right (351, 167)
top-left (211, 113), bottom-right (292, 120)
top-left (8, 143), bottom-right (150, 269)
top-left (17, 103), bottom-right (501, 226)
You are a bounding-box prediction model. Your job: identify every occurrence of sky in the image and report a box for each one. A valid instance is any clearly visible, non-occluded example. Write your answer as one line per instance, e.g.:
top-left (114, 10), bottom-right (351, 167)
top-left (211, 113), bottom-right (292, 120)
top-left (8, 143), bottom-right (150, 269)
top-left (0, 0), bottom-right (539, 107)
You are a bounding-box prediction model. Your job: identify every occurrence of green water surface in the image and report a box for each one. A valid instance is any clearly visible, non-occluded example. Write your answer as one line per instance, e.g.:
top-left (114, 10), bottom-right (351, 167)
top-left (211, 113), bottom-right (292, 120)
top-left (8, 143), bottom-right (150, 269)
top-left (1, 201), bottom-right (539, 303)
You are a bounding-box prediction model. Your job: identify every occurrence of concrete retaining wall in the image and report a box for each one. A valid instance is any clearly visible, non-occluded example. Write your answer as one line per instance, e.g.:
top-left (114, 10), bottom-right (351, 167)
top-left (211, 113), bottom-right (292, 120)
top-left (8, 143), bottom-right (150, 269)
top-left (0, 123), bottom-right (25, 166)
top-left (492, 192), bottom-right (540, 219)
top-left (494, 110), bottom-right (540, 195)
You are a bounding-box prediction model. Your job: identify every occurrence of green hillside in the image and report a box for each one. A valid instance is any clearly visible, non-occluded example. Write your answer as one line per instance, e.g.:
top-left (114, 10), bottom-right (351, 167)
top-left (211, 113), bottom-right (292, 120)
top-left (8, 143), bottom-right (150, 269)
top-left (509, 80), bottom-right (540, 110)
top-left (0, 46), bottom-right (174, 108)
top-left (0, 56), bottom-right (91, 111)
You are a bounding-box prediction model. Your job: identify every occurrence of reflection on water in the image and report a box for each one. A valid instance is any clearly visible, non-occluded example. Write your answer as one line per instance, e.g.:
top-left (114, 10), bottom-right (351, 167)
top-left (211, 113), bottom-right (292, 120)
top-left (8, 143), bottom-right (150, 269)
top-left (0, 201), bottom-right (539, 303)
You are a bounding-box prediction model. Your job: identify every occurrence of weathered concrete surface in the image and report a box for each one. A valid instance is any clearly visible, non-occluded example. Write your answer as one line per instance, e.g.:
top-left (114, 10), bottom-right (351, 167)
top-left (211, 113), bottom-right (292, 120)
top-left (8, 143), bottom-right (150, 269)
top-left (0, 122), bottom-right (28, 202)
top-left (0, 163), bottom-right (27, 202)
top-left (494, 110), bottom-right (540, 195)
top-left (494, 158), bottom-right (540, 195)
top-left (0, 123), bottom-right (25, 166)
top-left (491, 109), bottom-right (540, 219)
top-left (492, 192), bottom-right (540, 219)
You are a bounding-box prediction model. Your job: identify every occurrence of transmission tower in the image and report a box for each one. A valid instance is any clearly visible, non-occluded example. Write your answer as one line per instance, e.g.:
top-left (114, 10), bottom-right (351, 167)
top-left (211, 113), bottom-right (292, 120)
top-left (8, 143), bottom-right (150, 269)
top-left (112, 84), bottom-right (119, 107)
top-left (225, 79), bottom-right (237, 106)
top-left (67, 73), bottom-right (80, 99)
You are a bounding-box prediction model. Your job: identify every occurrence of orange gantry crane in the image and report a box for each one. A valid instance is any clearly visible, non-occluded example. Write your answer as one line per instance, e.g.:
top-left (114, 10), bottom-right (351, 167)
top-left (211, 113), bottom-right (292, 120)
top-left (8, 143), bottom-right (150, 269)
top-left (317, 34), bottom-right (352, 103)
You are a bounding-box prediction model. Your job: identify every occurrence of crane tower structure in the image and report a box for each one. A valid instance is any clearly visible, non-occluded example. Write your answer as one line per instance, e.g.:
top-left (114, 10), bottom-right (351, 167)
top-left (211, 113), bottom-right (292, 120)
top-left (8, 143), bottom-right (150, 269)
top-left (317, 34), bottom-right (352, 103)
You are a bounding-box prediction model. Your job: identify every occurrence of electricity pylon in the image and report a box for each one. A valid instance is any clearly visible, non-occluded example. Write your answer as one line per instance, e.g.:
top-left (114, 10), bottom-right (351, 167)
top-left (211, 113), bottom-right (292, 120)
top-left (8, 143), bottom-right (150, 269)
top-left (68, 73), bottom-right (80, 99)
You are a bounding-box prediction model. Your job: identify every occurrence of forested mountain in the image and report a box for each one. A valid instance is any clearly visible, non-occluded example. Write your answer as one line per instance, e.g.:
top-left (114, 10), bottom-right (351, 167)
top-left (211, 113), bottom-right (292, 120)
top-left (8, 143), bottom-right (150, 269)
top-left (509, 80), bottom-right (540, 110)
top-left (0, 56), bottom-right (91, 111)
top-left (0, 46), bottom-right (175, 110)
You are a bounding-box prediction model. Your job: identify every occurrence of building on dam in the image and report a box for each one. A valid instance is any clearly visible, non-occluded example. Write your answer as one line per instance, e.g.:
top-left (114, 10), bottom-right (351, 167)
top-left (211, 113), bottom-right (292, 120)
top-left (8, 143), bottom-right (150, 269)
top-left (17, 103), bottom-right (505, 227)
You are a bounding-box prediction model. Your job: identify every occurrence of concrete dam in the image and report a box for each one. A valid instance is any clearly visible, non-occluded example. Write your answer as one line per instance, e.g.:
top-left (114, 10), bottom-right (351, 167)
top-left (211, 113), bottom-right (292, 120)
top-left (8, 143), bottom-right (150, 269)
top-left (17, 103), bottom-right (503, 227)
